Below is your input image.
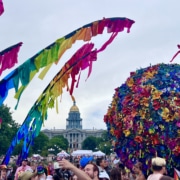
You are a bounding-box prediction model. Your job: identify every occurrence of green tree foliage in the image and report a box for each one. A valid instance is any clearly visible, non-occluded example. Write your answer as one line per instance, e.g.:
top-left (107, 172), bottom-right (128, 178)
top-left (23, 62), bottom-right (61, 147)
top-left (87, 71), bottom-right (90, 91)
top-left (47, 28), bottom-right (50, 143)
top-left (0, 104), bottom-right (19, 156)
top-left (82, 136), bottom-right (98, 151)
top-left (46, 135), bottom-right (69, 154)
top-left (31, 132), bottom-right (49, 155)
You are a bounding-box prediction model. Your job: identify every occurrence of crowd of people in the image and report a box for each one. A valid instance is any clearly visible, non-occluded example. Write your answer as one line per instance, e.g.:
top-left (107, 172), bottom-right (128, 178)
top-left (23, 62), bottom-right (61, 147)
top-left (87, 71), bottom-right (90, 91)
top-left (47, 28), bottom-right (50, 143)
top-left (0, 156), bottom-right (175, 180)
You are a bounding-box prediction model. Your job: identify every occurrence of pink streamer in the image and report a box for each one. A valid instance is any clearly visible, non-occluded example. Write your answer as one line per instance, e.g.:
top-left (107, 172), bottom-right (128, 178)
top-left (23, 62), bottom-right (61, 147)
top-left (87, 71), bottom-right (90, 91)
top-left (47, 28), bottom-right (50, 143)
top-left (170, 44), bottom-right (180, 62)
top-left (0, 42), bottom-right (23, 75)
top-left (0, 0), bottom-right (4, 16)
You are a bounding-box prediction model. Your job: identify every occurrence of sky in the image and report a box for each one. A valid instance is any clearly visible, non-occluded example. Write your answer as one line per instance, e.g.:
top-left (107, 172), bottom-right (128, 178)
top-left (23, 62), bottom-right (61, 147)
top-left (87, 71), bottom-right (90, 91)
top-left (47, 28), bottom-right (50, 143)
top-left (0, 0), bottom-right (180, 131)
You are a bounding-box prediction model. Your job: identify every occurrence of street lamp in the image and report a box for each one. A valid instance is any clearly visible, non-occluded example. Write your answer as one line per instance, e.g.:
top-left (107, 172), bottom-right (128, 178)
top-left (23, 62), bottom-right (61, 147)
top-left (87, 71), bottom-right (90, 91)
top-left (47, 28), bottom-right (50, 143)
top-left (104, 144), bottom-right (107, 154)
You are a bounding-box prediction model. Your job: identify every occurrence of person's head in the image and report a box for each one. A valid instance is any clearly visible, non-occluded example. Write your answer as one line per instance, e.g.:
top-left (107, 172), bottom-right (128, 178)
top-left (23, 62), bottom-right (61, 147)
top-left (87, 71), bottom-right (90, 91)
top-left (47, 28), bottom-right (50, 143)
top-left (21, 159), bottom-right (28, 166)
top-left (110, 167), bottom-right (121, 180)
top-left (96, 158), bottom-right (106, 169)
top-left (37, 165), bottom-right (45, 176)
top-left (151, 157), bottom-right (166, 174)
top-left (133, 162), bottom-right (143, 174)
top-left (84, 163), bottom-right (99, 179)
top-left (72, 174), bottom-right (78, 180)
top-left (104, 160), bottom-right (109, 168)
top-left (80, 156), bottom-right (93, 169)
top-left (0, 165), bottom-right (8, 178)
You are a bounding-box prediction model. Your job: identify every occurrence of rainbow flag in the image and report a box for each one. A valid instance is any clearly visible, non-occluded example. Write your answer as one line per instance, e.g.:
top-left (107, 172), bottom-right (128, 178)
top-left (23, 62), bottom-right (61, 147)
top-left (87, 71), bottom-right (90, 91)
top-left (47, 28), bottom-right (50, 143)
top-left (174, 168), bottom-right (180, 180)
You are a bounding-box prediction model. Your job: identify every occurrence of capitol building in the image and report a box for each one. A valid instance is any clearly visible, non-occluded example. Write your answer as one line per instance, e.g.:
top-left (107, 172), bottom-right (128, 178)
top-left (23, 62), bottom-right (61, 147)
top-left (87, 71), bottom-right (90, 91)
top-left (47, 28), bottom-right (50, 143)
top-left (42, 102), bottom-right (105, 149)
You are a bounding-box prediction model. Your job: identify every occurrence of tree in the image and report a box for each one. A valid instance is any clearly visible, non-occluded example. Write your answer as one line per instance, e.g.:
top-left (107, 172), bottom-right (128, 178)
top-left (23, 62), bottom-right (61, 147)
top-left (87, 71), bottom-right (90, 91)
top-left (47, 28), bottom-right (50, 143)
top-left (30, 132), bottom-right (49, 156)
top-left (46, 135), bottom-right (69, 154)
top-left (82, 136), bottom-right (98, 151)
top-left (0, 104), bottom-right (19, 156)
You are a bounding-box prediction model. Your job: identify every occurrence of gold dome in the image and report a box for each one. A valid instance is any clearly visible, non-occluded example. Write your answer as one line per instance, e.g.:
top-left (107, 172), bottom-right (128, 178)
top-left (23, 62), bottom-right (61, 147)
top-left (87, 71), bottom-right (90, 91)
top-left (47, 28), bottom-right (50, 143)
top-left (70, 102), bottom-right (79, 112)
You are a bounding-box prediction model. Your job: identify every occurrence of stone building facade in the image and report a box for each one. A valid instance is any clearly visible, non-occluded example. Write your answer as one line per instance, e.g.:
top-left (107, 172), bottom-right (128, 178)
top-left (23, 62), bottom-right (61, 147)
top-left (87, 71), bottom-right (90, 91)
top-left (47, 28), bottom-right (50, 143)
top-left (42, 102), bottom-right (105, 149)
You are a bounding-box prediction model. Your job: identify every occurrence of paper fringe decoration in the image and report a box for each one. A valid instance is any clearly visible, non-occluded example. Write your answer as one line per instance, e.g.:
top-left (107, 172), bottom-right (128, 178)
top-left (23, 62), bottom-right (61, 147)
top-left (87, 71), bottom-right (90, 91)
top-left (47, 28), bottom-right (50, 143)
top-left (0, 42), bottom-right (22, 76)
top-left (0, 17), bottom-right (135, 109)
top-left (0, 0), bottom-right (4, 16)
top-left (170, 44), bottom-right (180, 62)
top-left (104, 63), bottom-right (180, 175)
top-left (1, 17), bottom-right (135, 165)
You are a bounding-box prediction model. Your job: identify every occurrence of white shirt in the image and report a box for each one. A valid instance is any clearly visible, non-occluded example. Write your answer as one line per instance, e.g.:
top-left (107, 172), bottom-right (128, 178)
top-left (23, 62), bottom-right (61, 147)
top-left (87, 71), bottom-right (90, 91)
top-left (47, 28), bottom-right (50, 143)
top-left (147, 173), bottom-right (163, 180)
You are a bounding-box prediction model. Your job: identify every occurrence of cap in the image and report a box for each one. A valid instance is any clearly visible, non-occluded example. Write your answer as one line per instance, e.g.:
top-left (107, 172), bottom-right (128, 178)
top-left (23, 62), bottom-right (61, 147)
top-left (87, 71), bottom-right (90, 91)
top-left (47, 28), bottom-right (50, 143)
top-left (152, 157), bottom-right (166, 167)
top-left (22, 158), bottom-right (28, 162)
top-left (37, 166), bottom-right (44, 174)
top-left (80, 156), bottom-right (93, 168)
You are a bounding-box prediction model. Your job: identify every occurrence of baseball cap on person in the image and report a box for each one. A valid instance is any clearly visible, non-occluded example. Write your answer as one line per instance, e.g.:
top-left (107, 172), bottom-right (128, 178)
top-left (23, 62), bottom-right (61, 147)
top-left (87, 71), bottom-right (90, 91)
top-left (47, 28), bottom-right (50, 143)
top-left (37, 166), bottom-right (44, 174)
top-left (80, 156), bottom-right (93, 168)
top-left (152, 157), bottom-right (166, 167)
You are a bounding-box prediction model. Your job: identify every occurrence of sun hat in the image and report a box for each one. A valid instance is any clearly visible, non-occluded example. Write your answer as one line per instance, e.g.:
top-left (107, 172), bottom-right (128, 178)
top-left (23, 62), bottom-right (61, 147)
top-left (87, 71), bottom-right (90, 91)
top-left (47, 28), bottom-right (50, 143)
top-left (18, 171), bottom-right (36, 180)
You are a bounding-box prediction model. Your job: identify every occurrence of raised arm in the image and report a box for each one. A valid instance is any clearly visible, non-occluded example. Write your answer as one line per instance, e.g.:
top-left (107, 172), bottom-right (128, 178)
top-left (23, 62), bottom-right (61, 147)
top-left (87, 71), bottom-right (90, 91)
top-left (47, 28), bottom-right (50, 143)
top-left (59, 158), bottom-right (91, 180)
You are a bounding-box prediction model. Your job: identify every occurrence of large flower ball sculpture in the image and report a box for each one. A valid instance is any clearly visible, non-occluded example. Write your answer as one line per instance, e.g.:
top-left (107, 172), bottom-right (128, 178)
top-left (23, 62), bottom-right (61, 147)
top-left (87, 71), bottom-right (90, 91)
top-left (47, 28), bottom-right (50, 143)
top-left (104, 63), bottom-right (180, 174)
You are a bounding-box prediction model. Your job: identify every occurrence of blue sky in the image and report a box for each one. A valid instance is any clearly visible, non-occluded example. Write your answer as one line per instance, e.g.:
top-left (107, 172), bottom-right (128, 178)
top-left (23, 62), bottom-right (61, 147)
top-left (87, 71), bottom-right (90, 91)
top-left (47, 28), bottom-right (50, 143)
top-left (0, 0), bottom-right (180, 130)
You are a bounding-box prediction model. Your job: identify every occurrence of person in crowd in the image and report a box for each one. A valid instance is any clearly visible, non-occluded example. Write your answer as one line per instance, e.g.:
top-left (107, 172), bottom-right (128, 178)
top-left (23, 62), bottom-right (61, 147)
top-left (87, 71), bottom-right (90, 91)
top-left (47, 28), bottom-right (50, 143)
top-left (147, 157), bottom-right (171, 180)
top-left (47, 162), bottom-right (54, 176)
top-left (59, 158), bottom-right (99, 180)
top-left (104, 159), bottom-right (111, 176)
top-left (132, 162), bottom-right (146, 180)
top-left (96, 158), bottom-right (110, 180)
top-left (35, 165), bottom-right (46, 180)
top-left (57, 166), bottom-right (72, 180)
top-left (18, 171), bottom-right (37, 180)
top-left (72, 174), bottom-right (78, 180)
top-left (0, 164), bottom-right (8, 180)
top-left (109, 167), bottom-right (121, 180)
top-left (79, 157), bottom-right (93, 169)
top-left (14, 159), bottom-right (32, 180)
top-left (52, 174), bottom-right (60, 180)
top-left (38, 162), bottom-right (48, 176)
top-left (118, 163), bottom-right (129, 180)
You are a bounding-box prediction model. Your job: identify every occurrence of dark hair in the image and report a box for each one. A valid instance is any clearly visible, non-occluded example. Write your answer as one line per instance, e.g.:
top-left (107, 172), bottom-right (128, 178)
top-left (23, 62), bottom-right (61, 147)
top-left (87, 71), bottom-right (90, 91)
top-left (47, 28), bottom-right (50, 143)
top-left (53, 174), bottom-right (60, 180)
top-left (118, 163), bottom-right (125, 170)
top-left (110, 167), bottom-right (121, 180)
top-left (152, 165), bottom-right (163, 171)
top-left (96, 157), bottom-right (104, 166)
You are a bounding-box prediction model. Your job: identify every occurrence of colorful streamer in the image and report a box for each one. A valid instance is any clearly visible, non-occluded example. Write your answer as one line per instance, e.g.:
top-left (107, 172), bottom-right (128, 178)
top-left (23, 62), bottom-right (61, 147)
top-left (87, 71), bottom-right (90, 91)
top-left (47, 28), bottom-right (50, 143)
top-left (1, 17), bottom-right (135, 165)
top-left (104, 63), bottom-right (180, 175)
top-left (0, 42), bottom-right (22, 76)
top-left (0, 0), bottom-right (4, 16)
top-left (0, 17), bottom-right (135, 109)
